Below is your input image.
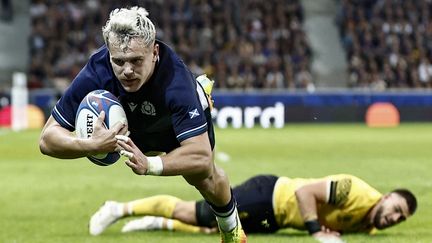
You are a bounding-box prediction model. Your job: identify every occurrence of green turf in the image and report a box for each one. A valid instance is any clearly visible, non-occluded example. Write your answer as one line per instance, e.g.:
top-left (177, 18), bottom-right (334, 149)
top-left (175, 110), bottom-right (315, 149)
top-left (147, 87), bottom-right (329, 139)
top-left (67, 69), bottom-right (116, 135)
top-left (0, 124), bottom-right (431, 243)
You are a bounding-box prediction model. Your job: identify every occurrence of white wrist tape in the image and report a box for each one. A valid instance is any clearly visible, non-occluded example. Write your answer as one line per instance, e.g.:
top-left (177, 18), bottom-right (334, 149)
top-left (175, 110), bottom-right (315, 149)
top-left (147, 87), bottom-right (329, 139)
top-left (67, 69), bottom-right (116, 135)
top-left (146, 156), bottom-right (163, 175)
top-left (115, 135), bottom-right (130, 143)
top-left (120, 150), bottom-right (134, 159)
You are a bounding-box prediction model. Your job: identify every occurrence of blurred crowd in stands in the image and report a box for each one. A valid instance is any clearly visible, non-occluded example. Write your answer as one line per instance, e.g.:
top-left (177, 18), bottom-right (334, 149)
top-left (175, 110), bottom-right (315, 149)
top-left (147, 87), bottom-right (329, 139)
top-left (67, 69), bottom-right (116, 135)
top-left (29, 0), bottom-right (313, 91)
top-left (337, 0), bottom-right (432, 89)
top-left (0, 0), bottom-right (13, 22)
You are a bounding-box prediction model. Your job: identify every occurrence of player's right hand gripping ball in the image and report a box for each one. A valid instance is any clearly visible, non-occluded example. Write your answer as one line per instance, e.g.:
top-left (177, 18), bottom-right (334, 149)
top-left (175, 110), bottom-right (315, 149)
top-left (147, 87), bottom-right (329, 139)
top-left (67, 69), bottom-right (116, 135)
top-left (75, 90), bottom-right (127, 166)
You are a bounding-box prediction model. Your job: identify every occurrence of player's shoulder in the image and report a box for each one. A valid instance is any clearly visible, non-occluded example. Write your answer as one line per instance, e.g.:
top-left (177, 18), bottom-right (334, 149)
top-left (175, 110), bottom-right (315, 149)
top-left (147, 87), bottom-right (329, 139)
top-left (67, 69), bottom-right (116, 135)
top-left (153, 40), bottom-right (196, 101)
top-left (157, 40), bottom-right (192, 78)
top-left (323, 174), bottom-right (354, 205)
top-left (325, 174), bottom-right (371, 192)
top-left (156, 40), bottom-right (175, 58)
top-left (84, 45), bottom-right (109, 66)
top-left (326, 174), bottom-right (378, 195)
top-left (87, 45), bottom-right (111, 72)
top-left (325, 174), bottom-right (362, 183)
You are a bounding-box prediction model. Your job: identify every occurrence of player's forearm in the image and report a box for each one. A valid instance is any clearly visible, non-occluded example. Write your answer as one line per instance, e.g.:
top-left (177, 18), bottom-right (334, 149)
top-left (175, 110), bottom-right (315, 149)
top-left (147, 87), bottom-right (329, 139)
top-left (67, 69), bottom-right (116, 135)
top-left (39, 126), bottom-right (92, 159)
top-left (296, 188), bottom-right (323, 236)
top-left (295, 187), bottom-right (319, 222)
top-left (295, 181), bottom-right (331, 236)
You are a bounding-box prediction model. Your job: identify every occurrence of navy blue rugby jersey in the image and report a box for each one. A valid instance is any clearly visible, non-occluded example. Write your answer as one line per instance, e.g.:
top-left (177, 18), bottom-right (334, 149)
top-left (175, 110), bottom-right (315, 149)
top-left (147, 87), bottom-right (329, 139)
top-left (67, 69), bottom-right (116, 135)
top-left (52, 40), bottom-right (214, 153)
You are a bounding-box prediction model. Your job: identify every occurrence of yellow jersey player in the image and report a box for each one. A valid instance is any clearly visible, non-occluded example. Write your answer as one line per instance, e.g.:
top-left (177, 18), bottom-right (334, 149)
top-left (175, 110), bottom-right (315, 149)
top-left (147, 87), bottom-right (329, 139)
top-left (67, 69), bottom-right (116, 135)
top-left (89, 174), bottom-right (416, 242)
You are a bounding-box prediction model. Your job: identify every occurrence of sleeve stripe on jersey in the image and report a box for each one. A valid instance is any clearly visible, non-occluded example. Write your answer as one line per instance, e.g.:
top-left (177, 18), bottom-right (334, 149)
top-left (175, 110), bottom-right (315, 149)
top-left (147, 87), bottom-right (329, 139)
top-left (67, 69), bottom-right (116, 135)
top-left (328, 181), bottom-right (338, 205)
top-left (176, 123), bottom-right (207, 141)
top-left (53, 106), bottom-right (74, 130)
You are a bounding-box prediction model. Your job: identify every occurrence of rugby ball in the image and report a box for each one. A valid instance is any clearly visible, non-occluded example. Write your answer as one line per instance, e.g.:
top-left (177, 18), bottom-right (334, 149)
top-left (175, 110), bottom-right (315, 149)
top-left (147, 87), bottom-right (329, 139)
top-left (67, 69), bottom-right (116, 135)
top-left (75, 90), bottom-right (127, 166)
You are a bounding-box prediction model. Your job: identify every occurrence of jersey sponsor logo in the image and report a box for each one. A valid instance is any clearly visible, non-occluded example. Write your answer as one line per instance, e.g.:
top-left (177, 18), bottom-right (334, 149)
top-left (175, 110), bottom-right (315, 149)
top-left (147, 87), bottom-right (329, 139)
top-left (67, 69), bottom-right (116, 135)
top-left (212, 102), bottom-right (285, 128)
top-left (189, 108), bottom-right (200, 119)
top-left (128, 102), bottom-right (138, 112)
top-left (141, 101), bottom-right (156, 116)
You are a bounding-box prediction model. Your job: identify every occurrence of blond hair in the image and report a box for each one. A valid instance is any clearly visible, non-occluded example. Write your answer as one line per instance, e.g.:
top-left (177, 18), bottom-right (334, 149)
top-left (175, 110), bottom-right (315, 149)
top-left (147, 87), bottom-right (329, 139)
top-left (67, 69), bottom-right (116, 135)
top-left (102, 6), bottom-right (156, 50)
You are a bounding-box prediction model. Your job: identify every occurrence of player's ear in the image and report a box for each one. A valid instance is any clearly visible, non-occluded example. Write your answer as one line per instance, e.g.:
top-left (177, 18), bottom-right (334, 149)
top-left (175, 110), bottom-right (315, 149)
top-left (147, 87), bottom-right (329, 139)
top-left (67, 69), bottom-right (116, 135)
top-left (153, 43), bottom-right (159, 62)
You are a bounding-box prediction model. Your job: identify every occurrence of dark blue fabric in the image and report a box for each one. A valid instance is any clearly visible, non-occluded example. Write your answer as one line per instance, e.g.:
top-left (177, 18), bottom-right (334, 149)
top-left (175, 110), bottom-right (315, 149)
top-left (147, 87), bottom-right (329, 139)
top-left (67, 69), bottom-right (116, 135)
top-left (52, 40), bottom-right (212, 153)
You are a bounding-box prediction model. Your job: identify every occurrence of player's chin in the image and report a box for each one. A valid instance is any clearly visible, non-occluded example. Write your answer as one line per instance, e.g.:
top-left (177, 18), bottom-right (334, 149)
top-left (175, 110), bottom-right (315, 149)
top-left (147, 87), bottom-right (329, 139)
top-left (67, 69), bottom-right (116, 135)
top-left (120, 79), bottom-right (144, 93)
top-left (120, 82), bottom-right (139, 92)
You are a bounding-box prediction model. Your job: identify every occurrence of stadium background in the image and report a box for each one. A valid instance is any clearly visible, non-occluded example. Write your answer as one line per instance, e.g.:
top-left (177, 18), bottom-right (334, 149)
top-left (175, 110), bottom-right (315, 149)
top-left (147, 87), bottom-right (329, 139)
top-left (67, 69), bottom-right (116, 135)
top-left (0, 0), bottom-right (431, 242)
top-left (2, 0), bottom-right (432, 126)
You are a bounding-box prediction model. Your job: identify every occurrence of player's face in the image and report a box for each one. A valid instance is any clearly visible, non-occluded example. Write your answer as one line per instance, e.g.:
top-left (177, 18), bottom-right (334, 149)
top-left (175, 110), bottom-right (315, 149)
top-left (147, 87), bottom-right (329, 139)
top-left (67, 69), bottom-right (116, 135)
top-left (108, 36), bottom-right (159, 92)
top-left (373, 193), bottom-right (410, 229)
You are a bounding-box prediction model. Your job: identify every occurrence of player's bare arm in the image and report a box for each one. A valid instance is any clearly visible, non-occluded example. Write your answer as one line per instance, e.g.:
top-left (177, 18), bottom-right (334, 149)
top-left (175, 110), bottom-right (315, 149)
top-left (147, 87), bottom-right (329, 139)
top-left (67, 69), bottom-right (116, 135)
top-left (120, 132), bottom-right (212, 176)
top-left (295, 180), bottom-right (342, 240)
top-left (295, 180), bottom-right (328, 221)
top-left (39, 112), bottom-right (127, 159)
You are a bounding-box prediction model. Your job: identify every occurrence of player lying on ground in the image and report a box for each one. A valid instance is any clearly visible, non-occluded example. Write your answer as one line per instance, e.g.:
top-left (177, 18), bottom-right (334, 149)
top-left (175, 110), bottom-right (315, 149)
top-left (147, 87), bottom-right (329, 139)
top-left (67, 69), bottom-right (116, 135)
top-left (90, 174), bottom-right (416, 242)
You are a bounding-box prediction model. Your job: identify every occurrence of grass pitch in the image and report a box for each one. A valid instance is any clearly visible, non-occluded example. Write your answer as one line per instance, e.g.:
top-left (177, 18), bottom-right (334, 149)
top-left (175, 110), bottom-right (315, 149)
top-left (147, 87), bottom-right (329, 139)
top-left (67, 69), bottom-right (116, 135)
top-left (0, 124), bottom-right (431, 243)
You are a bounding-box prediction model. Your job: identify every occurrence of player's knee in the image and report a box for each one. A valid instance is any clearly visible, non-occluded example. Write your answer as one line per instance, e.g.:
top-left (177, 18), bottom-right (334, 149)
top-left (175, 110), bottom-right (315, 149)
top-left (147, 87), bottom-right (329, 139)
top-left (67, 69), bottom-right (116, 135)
top-left (186, 174), bottom-right (213, 191)
top-left (185, 173), bottom-right (221, 199)
top-left (183, 160), bottom-right (229, 195)
top-left (193, 154), bottom-right (214, 179)
top-left (189, 168), bottom-right (227, 194)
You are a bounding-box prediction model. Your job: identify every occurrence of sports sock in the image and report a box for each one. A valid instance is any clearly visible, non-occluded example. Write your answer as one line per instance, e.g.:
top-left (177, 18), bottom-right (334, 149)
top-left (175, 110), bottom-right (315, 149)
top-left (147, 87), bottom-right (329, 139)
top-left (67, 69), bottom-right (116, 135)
top-left (126, 195), bottom-right (180, 218)
top-left (152, 216), bottom-right (164, 229)
top-left (112, 202), bottom-right (124, 217)
top-left (207, 191), bottom-right (238, 232)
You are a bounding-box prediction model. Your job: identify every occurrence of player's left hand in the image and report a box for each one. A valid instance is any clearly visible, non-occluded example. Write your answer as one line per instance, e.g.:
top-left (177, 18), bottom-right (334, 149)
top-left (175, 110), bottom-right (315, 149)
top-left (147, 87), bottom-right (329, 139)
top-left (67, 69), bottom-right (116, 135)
top-left (313, 233), bottom-right (346, 243)
top-left (116, 135), bottom-right (149, 175)
top-left (313, 227), bottom-right (344, 243)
